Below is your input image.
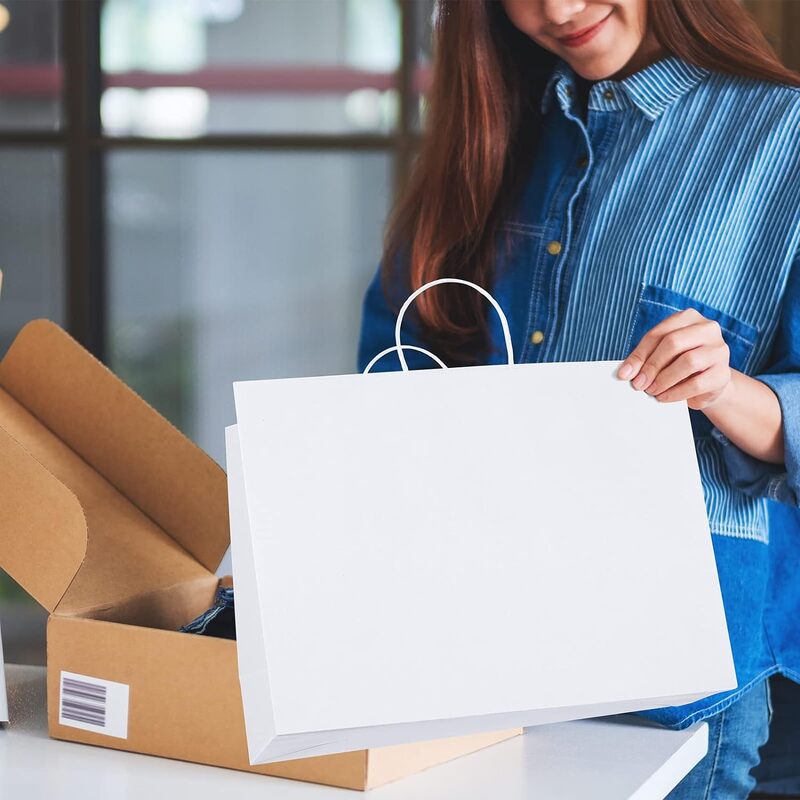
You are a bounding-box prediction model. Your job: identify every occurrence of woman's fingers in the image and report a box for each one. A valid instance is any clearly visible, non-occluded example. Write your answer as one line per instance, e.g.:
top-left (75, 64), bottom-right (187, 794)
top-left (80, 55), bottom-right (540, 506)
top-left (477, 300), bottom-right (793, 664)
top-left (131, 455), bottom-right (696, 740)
top-left (654, 362), bottom-right (731, 405)
top-left (635, 319), bottom-right (724, 392)
top-left (617, 308), bottom-right (705, 383)
top-left (644, 343), bottom-right (727, 396)
top-left (616, 306), bottom-right (732, 406)
top-left (623, 317), bottom-right (724, 392)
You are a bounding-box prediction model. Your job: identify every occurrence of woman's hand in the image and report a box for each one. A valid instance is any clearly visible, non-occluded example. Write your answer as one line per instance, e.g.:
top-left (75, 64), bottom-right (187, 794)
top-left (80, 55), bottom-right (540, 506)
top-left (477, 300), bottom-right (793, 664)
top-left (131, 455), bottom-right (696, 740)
top-left (617, 307), bottom-right (785, 464)
top-left (617, 308), bottom-right (733, 410)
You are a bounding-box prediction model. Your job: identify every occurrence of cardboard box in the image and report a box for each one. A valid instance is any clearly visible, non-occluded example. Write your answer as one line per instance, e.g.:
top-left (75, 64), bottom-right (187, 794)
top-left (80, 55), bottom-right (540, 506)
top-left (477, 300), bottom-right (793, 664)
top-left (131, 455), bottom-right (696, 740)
top-left (0, 320), bottom-right (518, 790)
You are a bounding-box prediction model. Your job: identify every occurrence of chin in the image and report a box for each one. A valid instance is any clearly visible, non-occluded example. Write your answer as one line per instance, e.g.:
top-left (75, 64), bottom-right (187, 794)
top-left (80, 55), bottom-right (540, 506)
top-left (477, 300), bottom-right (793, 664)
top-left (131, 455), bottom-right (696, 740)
top-left (566, 53), bottom-right (637, 81)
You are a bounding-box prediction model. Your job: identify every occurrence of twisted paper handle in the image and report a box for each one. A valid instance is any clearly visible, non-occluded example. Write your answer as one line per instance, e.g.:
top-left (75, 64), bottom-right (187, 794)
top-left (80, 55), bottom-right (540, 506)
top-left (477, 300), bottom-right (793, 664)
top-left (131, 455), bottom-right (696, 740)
top-left (363, 278), bottom-right (515, 373)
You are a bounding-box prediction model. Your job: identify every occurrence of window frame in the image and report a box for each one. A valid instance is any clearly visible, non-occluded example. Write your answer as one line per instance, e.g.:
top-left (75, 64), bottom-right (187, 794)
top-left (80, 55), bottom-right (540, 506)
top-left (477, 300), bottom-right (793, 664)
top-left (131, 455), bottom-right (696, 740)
top-left (0, 0), bottom-right (424, 361)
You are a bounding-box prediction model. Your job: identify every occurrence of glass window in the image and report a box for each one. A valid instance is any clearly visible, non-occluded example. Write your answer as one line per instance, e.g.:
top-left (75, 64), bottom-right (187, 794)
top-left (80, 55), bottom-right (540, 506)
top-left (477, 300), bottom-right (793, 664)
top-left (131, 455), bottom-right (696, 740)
top-left (412, 0), bottom-right (435, 131)
top-left (0, 149), bottom-right (65, 355)
top-left (0, 147), bottom-right (63, 655)
top-left (100, 0), bottom-right (401, 136)
top-left (107, 150), bottom-right (392, 465)
top-left (0, 0), bottom-right (62, 130)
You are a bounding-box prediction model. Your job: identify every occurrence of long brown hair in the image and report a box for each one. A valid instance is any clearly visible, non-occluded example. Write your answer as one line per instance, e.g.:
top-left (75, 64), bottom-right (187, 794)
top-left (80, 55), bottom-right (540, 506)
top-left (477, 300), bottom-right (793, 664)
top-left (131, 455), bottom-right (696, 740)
top-left (382, 0), bottom-right (800, 366)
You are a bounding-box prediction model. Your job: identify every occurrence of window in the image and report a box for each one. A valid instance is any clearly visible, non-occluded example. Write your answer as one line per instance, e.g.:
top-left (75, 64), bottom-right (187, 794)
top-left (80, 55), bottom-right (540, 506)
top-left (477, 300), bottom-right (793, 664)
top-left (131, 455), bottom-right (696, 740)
top-left (0, 0), bottom-right (432, 661)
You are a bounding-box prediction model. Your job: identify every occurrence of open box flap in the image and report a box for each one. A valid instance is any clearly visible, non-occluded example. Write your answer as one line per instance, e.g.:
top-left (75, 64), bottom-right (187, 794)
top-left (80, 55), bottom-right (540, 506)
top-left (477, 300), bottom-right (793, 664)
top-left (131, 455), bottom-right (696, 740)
top-left (0, 379), bottom-right (216, 618)
top-left (0, 320), bottom-right (229, 573)
top-left (0, 425), bottom-right (87, 612)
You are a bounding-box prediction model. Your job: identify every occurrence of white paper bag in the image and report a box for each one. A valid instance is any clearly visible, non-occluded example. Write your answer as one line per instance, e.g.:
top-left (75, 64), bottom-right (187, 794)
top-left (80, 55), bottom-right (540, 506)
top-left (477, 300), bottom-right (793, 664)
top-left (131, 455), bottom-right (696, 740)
top-left (227, 278), bottom-right (736, 764)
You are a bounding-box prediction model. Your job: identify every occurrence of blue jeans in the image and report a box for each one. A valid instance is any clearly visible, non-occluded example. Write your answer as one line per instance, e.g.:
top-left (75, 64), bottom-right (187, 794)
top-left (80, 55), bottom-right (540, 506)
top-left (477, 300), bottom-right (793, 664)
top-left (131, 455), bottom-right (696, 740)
top-left (667, 679), bottom-right (771, 799)
top-left (668, 676), bottom-right (800, 799)
top-left (753, 675), bottom-right (800, 796)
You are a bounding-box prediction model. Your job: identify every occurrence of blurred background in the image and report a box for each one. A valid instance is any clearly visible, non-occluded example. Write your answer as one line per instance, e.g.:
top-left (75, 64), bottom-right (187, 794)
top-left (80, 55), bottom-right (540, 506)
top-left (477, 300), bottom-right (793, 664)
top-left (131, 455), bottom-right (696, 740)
top-left (0, 0), bottom-right (795, 665)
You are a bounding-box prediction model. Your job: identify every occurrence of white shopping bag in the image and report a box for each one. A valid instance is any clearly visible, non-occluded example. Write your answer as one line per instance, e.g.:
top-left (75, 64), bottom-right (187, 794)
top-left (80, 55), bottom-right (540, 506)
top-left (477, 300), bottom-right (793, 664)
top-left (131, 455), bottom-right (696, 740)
top-left (227, 278), bottom-right (736, 765)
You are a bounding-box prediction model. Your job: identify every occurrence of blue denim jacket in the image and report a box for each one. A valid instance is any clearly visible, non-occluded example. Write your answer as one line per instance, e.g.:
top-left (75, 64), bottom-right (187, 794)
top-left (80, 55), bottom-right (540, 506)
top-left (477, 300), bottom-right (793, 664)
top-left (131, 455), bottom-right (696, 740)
top-left (357, 55), bottom-right (800, 728)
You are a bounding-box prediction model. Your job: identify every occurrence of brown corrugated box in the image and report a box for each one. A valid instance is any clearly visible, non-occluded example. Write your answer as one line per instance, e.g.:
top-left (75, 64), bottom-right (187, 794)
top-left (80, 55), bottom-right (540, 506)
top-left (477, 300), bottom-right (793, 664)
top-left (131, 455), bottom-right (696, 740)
top-left (0, 320), bottom-right (520, 790)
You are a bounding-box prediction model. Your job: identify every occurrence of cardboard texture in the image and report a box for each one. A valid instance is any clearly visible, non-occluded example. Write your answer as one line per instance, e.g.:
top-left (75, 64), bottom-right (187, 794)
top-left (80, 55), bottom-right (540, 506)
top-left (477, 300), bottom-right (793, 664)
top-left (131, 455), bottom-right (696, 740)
top-left (0, 320), bottom-right (519, 790)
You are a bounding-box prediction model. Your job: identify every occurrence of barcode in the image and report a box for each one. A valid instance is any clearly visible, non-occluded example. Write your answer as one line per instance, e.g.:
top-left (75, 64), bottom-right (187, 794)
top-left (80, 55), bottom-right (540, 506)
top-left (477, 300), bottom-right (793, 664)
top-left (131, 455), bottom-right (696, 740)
top-left (60, 676), bottom-right (107, 727)
top-left (59, 670), bottom-right (129, 739)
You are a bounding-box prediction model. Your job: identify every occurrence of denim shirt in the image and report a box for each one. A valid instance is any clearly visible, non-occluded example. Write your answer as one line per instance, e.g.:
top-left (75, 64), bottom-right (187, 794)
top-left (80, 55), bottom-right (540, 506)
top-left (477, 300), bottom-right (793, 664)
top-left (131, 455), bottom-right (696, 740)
top-left (357, 55), bottom-right (800, 728)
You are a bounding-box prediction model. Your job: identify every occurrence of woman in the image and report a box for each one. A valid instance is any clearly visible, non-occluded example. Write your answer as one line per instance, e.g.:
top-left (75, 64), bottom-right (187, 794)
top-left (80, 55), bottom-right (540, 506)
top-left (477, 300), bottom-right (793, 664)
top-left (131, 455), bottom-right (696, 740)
top-left (357, 0), bottom-right (800, 797)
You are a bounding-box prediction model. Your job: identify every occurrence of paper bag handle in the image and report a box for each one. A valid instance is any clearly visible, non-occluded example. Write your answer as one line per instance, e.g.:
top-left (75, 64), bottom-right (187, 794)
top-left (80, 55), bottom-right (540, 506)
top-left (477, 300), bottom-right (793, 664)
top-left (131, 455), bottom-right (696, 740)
top-left (362, 345), bottom-right (447, 374)
top-left (394, 278), bottom-right (514, 371)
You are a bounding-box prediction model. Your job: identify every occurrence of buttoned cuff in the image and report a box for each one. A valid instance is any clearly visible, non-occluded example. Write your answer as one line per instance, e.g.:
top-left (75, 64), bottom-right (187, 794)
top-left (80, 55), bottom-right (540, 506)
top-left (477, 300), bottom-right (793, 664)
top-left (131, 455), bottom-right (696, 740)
top-left (710, 373), bottom-right (800, 507)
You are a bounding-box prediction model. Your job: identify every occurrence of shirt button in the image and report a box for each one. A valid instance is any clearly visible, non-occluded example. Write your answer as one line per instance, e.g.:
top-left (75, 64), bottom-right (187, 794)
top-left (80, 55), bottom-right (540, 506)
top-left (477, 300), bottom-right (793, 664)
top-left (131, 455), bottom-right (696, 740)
top-left (603, 88), bottom-right (615, 101)
top-left (546, 240), bottom-right (562, 255)
top-left (530, 330), bottom-right (545, 345)
top-left (577, 155), bottom-right (589, 168)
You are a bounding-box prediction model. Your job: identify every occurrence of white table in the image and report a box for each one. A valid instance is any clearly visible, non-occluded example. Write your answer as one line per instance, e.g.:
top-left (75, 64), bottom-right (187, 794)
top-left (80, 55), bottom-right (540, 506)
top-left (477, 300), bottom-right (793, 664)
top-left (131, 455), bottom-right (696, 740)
top-left (0, 664), bottom-right (706, 798)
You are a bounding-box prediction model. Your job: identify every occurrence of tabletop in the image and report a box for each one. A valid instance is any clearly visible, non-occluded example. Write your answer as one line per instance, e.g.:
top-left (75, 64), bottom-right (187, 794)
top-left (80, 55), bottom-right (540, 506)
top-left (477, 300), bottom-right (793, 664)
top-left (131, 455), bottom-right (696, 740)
top-left (0, 664), bottom-right (707, 799)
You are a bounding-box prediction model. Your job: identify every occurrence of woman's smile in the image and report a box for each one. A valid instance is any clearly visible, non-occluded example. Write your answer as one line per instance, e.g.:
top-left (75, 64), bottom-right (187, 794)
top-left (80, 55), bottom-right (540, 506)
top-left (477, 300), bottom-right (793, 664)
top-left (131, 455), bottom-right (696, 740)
top-left (557, 9), bottom-right (614, 48)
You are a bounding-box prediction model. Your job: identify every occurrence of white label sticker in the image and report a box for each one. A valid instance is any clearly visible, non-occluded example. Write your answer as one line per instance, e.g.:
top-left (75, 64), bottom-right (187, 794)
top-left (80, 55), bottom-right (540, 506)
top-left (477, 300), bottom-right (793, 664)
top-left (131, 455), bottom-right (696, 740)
top-left (59, 670), bottom-right (129, 740)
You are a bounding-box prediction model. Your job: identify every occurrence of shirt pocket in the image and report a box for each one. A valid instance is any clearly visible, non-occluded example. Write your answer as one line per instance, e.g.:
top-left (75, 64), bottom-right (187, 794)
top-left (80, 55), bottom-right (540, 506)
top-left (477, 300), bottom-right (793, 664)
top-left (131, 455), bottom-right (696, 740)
top-left (624, 283), bottom-right (759, 372)
top-left (624, 284), bottom-right (767, 542)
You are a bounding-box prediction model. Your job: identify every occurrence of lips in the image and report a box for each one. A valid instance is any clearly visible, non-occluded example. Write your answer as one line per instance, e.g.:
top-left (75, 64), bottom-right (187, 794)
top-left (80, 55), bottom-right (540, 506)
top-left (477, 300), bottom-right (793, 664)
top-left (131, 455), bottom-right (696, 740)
top-left (557, 12), bottom-right (612, 47)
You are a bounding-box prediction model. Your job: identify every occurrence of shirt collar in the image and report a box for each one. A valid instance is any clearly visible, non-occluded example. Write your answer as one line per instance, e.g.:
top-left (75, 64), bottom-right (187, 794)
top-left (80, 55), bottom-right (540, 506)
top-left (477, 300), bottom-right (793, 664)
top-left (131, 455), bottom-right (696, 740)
top-left (540, 55), bottom-right (710, 121)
